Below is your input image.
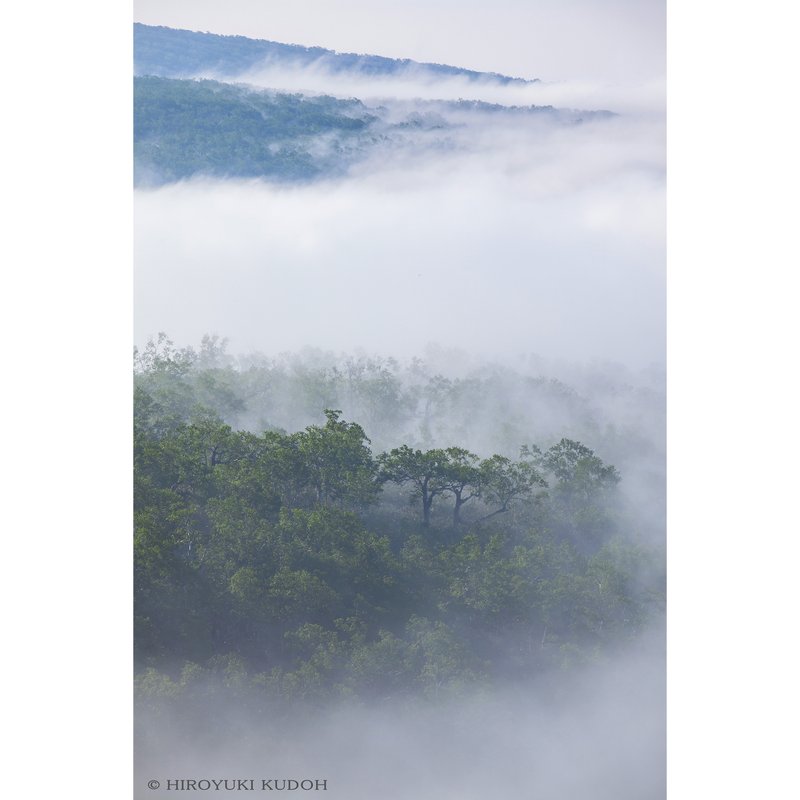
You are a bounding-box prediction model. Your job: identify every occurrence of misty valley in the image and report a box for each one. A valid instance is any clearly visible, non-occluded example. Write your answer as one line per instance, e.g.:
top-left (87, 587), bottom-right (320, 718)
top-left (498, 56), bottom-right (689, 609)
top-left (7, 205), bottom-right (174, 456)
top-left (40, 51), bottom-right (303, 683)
top-left (132, 19), bottom-right (665, 799)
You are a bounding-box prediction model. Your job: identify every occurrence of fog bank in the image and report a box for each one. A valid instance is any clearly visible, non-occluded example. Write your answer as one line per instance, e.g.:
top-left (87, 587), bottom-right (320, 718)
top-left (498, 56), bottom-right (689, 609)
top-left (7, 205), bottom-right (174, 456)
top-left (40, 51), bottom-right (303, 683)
top-left (135, 111), bottom-right (664, 368)
top-left (136, 624), bottom-right (665, 799)
top-left (224, 62), bottom-right (665, 116)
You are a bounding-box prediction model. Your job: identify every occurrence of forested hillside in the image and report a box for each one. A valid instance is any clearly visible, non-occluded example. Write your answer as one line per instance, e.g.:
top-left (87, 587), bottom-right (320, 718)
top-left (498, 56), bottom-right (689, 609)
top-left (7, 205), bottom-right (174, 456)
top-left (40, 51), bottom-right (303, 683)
top-left (134, 23), bottom-right (536, 84)
top-left (134, 75), bottom-right (610, 185)
top-left (134, 335), bottom-right (664, 725)
top-left (134, 76), bottom-right (377, 183)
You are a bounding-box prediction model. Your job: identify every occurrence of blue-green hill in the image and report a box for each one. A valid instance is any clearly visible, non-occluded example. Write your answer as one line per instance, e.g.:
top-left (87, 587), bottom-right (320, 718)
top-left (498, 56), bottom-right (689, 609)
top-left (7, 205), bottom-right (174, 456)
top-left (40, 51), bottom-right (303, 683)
top-left (134, 23), bottom-right (538, 84)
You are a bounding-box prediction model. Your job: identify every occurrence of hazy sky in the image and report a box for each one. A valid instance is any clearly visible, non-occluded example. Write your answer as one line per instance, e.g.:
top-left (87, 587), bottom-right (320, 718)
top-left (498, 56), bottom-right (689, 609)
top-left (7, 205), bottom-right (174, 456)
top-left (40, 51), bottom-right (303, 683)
top-left (133, 0), bottom-right (665, 84)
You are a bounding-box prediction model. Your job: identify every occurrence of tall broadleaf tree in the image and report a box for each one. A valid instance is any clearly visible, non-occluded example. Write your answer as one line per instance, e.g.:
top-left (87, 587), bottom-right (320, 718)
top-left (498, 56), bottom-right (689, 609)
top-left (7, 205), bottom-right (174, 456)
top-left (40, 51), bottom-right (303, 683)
top-left (378, 445), bottom-right (453, 526)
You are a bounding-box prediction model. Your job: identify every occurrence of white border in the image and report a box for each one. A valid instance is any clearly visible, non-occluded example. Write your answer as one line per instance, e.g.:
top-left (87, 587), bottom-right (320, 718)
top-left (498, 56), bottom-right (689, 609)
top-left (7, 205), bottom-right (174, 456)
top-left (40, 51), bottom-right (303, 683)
top-left (668, 1), bottom-right (799, 797)
top-left (3, 1), bottom-right (132, 797)
top-left (4, 1), bottom-right (798, 798)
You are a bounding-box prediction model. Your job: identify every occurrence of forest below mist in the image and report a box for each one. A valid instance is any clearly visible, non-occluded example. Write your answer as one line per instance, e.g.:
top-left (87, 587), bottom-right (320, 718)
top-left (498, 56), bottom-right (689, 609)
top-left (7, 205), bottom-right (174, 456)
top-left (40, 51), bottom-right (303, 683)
top-left (134, 335), bottom-right (665, 725)
top-left (134, 75), bottom-right (609, 185)
top-left (132, 16), bottom-right (666, 798)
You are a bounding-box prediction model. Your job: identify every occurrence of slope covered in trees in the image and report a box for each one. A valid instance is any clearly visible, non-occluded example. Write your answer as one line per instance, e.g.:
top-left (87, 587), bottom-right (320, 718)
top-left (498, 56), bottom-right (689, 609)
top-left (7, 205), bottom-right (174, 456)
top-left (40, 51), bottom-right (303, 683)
top-left (134, 336), bottom-right (664, 720)
top-left (133, 75), bottom-right (611, 185)
top-left (134, 23), bottom-right (537, 84)
top-left (135, 76), bottom-right (377, 183)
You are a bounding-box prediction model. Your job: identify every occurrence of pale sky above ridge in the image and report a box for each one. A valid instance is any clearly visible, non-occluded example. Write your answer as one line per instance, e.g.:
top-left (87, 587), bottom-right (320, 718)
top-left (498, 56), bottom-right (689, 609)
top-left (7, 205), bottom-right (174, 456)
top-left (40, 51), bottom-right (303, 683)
top-left (134, 0), bottom-right (665, 85)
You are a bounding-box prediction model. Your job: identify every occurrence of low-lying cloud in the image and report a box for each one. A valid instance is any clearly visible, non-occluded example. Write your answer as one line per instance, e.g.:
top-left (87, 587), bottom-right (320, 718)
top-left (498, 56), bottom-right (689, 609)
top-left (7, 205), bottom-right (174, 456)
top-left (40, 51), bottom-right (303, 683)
top-left (136, 624), bottom-right (665, 800)
top-left (197, 59), bottom-right (665, 117)
top-left (135, 104), bottom-right (664, 368)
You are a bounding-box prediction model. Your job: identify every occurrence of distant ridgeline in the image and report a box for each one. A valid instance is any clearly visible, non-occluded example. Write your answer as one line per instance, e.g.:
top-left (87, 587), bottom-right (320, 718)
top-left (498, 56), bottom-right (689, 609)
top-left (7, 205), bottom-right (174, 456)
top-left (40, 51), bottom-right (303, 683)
top-left (133, 24), bottom-right (614, 186)
top-left (134, 23), bottom-right (538, 84)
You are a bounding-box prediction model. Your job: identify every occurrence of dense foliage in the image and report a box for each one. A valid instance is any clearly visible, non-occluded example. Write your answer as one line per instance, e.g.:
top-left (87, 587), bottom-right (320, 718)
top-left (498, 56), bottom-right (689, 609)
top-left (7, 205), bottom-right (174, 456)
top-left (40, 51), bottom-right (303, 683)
top-left (134, 77), bottom-right (377, 183)
top-left (135, 336), bottom-right (664, 714)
